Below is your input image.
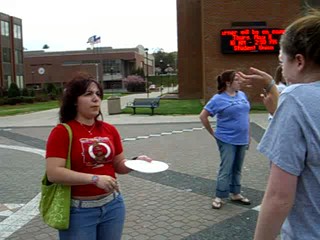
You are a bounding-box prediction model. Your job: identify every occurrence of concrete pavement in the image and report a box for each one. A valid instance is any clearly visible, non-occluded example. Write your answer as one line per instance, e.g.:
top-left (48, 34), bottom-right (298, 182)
top-left (0, 90), bottom-right (272, 240)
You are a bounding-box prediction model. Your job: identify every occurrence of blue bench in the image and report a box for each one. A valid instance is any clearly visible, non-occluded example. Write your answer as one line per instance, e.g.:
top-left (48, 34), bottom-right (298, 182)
top-left (127, 97), bottom-right (160, 115)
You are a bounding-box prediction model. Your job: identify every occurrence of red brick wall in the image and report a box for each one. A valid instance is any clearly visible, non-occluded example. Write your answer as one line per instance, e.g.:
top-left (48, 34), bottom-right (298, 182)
top-left (177, 0), bottom-right (203, 99)
top-left (24, 56), bottom-right (97, 87)
top-left (177, 0), bottom-right (302, 103)
top-left (24, 51), bottom-right (137, 88)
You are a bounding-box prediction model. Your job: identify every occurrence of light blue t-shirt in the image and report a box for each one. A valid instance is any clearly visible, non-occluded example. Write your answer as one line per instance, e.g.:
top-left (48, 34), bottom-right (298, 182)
top-left (204, 91), bottom-right (250, 145)
top-left (258, 82), bottom-right (320, 240)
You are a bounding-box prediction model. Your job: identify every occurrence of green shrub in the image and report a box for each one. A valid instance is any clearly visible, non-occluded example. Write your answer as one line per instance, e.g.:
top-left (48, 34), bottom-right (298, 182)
top-left (46, 83), bottom-right (57, 94)
top-left (148, 75), bottom-right (177, 87)
top-left (8, 83), bottom-right (21, 98)
top-left (21, 88), bottom-right (29, 96)
top-left (0, 97), bottom-right (8, 105)
top-left (56, 87), bottom-right (63, 95)
top-left (34, 94), bottom-right (50, 102)
top-left (7, 96), bottom-right (23, 105)
top-left (22, 96), bottom-right (35, 104)
top-left (30, 89), bottom-right (35, 97)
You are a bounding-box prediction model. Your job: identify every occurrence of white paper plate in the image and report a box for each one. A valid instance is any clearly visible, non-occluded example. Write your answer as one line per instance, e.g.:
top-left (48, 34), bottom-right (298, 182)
top-left (124, 160), bottom-right (169, 173)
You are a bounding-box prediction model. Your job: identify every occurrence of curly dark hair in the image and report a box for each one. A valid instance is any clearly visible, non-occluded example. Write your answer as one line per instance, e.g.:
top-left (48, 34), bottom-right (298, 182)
top-left (59, 72), bottom-right (104, 123)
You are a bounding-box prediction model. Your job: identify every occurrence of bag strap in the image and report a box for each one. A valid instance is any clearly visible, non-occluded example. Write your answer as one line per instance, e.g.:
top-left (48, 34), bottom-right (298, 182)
top-left (61, 123), bottom-right (72, 170)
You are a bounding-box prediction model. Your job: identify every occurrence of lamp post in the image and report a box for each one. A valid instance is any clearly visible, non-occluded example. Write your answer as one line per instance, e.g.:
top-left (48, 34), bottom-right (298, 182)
top-left (159, 59), bottom-right (163, 95)
top-left (144, 48), bottom-right (149, 98)
top-left (110, 67), bottom-right (114, 81)
top-left (95, 63), bottom-right (99, 86)
top-left (31, 70), bottom-right (35, 82)
top-left (166, 64), bottom-right (173, 92)
top-left (110, 67), bottom-right (114, 95)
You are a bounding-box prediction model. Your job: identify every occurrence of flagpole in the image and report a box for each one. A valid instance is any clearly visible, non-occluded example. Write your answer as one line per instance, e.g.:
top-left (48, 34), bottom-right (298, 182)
top-left (95, 63), bottom-right (99, 84)
top-left (87, 35), bottom-right (103, 87)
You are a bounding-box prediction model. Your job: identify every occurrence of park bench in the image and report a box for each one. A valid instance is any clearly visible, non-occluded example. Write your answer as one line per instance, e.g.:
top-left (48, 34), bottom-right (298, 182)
top-left (127, 97), bottom-right (160, 115)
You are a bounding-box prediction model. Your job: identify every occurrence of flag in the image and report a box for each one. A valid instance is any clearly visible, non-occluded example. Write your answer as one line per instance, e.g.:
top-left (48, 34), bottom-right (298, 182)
top-left (87, 35), bottom-right (96, 44)
top-left (94, 36), bottom-right (101, 44)
top-left (87, 35), bottom-right (101, 44)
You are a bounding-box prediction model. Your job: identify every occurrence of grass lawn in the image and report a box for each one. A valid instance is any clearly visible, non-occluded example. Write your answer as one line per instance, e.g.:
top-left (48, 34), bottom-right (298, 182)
top-left (122, 100), bottom-right (267, 115)
top-left (0, 98), bottom-right (267, 117)
top-left (0, 101), bottom-right (59, 116)
top-left (250, 103), bottom-right (267, 113)
top-left (122, 99), bottom-right (204, 115)
top-left (0, 93), bottom-right (120, 116)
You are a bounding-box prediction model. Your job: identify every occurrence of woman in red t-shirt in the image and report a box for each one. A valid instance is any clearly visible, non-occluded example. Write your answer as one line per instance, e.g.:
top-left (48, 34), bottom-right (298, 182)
top-left (46, 72), bottom-right (152, 240)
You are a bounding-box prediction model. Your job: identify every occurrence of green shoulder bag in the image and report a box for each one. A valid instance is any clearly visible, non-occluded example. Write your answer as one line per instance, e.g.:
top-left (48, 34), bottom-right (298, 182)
top-left (39, 123), bottom-right (72, 230)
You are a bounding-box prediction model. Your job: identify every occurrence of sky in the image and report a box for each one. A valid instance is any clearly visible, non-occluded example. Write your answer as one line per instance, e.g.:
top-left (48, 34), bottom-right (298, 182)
top-left (1, 0), bottom-right (177, 53)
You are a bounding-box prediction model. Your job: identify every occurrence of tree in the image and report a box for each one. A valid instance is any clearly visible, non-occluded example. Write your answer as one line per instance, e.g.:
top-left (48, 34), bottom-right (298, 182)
top-left (42, 44), bottom-right (50, 50)
top-left (152, 49), bottom-right (177, 73)
top-left (131, 67), bottom-right (145, 78)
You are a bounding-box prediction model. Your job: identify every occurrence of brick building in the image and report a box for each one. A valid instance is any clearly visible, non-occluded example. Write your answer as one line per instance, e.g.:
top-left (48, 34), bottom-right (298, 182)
top-left (24, 45), bottom-right (155, 90)
top-left (0, 12), bottom-right (24, 92)
top-left (1, 12), bottom-right (155, 92)
top-left (177, 0), bottom-right (319, 102)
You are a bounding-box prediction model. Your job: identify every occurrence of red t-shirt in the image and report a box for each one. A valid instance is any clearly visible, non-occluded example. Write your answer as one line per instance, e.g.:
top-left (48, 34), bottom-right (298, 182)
top-left (46, 120), bottom-right (123, 197)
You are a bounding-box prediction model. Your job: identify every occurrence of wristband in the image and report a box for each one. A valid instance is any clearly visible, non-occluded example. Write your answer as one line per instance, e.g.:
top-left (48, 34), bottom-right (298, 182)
top-left (264, 79), bottom-right (275, 93)
top-left (91, 175), bottom-right (99, 185)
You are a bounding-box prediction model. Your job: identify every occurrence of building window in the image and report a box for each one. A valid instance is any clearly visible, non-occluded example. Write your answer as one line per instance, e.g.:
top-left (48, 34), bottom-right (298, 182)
top-left (4, 75), bottom-right (12, 89)
top-left (16, 75), bottom-right (24, 89)
top-left (82, 60), bottom-right (99, 64)
top-left (14, 24), bottom-right (22, 39)
top-left (1, 21), bottom-right (10, 36)
top-left (63, 60), bottom-right (81, 65)
top-left (102, 59), bottom-right (121, 74)
top-left (2, 48), bottom-right (11, 63)
top-left (15, 49), bottom-right (23, 64)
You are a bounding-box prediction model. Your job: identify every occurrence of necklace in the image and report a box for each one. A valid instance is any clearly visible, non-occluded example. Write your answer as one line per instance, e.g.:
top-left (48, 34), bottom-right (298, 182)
top-left (80, 122), bottom-right (96, 135)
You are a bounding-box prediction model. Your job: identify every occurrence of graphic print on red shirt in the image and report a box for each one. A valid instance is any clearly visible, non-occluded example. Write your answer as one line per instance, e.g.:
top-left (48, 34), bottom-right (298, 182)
top-left (80, 137), bottom-right (114, 167)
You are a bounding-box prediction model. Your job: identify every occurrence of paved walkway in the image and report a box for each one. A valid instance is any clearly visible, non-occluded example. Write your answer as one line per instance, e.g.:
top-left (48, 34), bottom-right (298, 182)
top-left (0, 90), bottom-right (271, 240)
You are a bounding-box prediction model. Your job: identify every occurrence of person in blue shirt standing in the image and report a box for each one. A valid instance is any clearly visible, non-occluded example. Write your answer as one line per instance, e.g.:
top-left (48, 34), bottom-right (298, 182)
top-left (199, 69), bottom-right (251, 209)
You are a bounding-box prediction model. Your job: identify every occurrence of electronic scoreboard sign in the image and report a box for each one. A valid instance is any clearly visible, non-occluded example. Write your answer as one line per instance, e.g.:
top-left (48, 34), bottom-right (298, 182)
top-left (220, 28), bottom-right (285, 54)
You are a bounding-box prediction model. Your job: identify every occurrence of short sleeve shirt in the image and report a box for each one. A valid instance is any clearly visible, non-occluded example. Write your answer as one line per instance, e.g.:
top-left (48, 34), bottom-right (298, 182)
top-left (204, 91), bottom-right (250, 145)
top-left (258, 82), bottom-right (320, 239)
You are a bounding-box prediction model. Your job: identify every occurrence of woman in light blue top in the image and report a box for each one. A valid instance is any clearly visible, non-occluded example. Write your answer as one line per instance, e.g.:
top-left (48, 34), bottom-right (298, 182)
top-left (200, 70), bottom-right (250, 209)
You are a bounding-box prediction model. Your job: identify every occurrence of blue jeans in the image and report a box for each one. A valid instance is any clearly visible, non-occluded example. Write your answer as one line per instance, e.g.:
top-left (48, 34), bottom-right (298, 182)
top-left (215, 138), bottom-right (247, 198)
top-left (59, 193), bottom-right (125, 240)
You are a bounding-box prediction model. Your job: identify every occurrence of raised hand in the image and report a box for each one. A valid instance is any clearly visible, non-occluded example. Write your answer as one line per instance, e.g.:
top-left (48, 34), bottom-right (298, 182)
top-left (238, 67), bottom-right (273, 87)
